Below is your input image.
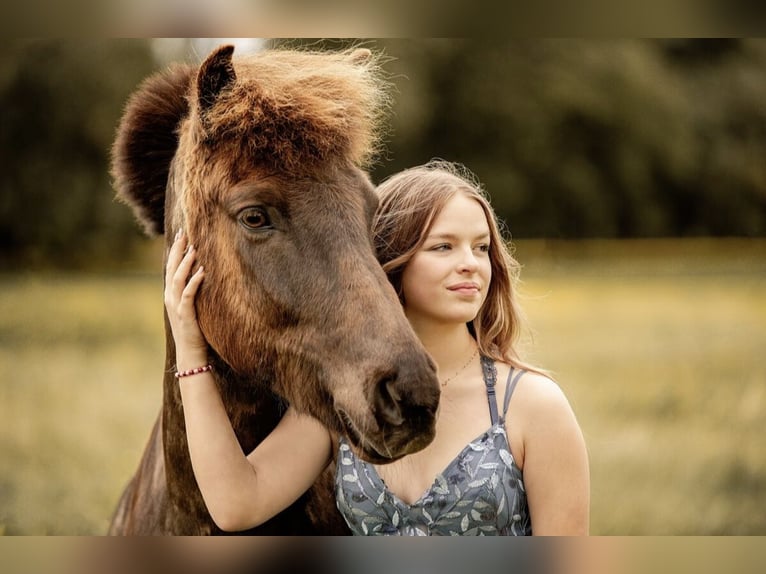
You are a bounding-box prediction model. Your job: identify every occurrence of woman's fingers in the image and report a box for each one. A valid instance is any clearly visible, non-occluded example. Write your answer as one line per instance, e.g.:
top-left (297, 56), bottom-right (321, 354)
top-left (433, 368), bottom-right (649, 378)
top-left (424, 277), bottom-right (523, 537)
top-left (165, 229), bottom-right (187, 285)
top-left (162, 231), bottom-right (208, 356)
top-left (173, 245), bottom-right (197, 294)
top-left (164, 229), bottom-right (202, 314)
top-left (181, 266), bottom-right (205, 314)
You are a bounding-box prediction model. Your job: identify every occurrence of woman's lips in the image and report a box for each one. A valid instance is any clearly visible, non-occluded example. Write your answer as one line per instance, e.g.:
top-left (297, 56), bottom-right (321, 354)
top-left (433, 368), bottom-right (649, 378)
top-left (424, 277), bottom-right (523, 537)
top-left (447, 282), bottom-right (480, 294)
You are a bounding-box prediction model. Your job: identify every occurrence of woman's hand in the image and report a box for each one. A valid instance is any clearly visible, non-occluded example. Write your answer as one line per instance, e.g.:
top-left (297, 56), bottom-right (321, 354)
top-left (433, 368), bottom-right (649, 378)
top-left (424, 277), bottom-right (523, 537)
top-left (164, 229), bottom-right (208, 367)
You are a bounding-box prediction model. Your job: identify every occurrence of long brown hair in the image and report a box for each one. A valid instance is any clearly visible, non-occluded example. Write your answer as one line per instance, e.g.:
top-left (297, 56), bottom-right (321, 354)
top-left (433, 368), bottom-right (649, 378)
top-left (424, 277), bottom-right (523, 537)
top-left (373, 160), bottom-right (539, 371)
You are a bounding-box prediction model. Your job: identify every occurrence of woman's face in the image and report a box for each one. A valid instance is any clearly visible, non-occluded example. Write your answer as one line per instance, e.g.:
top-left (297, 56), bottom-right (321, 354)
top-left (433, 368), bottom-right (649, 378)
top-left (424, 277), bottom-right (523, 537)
top-left (401, 192), bottom-right (492, 330)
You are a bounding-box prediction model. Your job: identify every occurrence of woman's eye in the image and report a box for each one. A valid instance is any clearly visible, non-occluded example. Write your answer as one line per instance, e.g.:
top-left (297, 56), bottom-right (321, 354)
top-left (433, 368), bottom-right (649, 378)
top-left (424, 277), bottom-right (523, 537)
top-left (476, 244), bottom-right (490, 253)
top-left (431, 244), bottom-right (451, 251)
top-left (239, 207), bottom-right (271, 230)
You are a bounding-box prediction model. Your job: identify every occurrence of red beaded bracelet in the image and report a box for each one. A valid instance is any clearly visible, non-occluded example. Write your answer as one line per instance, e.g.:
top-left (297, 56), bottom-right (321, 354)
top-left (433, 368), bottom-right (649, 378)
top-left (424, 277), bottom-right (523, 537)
top-left (175, 364), bottom-right (213, 379)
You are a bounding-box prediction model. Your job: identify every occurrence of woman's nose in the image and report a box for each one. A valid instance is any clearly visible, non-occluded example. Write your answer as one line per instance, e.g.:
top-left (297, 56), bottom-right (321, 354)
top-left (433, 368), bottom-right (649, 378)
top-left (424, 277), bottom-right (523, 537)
top-left (457, 247), bottom-right (479, 272)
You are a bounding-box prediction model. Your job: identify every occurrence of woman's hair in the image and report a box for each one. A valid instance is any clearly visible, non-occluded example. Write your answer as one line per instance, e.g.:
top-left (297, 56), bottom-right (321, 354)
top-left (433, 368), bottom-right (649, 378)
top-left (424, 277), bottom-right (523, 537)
top-left (373, 159), bottom-right (538, 371)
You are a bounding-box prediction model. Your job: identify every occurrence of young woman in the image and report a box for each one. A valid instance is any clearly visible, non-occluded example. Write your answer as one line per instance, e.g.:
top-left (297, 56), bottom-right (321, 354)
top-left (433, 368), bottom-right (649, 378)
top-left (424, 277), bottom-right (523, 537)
top-left (168, 160), bottom-right (590, 535)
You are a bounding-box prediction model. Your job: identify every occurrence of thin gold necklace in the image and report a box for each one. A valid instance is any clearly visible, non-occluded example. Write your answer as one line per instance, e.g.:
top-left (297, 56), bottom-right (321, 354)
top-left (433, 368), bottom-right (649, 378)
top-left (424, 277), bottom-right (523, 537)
top-left (440, 346), bottom-right (479, 387)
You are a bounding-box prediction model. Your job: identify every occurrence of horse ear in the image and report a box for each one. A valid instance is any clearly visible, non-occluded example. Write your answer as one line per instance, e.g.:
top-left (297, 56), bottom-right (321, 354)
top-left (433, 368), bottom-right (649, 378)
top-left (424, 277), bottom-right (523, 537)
top-left (197, 44), bottom-right (237, 115)
top-left (111, 64), bottom-right (194, 236)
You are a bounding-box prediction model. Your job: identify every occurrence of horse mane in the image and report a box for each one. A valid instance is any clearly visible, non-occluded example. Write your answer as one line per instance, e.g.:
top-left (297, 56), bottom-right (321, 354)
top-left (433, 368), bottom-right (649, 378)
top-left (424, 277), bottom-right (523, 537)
top-left (193, 48), bottom-right (391, 174)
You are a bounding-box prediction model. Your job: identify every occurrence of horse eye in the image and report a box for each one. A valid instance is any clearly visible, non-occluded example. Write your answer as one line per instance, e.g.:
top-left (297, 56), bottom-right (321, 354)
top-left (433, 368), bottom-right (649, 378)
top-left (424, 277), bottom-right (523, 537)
top-left (239, 207), bottom-right (271, 230)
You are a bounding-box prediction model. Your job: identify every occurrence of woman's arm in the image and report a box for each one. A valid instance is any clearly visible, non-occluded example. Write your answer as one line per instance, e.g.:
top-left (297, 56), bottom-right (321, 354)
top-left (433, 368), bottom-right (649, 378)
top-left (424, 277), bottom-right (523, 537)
top-left (517, 374), bottom-right (590, 535)
top-left (167, 230), bottom-right (332, 532)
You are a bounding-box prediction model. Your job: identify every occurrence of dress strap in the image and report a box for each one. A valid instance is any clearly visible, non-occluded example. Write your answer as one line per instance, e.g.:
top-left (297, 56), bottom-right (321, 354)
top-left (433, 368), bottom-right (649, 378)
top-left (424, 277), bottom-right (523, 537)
top-left (480, 355), bottom-right (500, 425)
top-left (501, 367), bottom-right (526, 421)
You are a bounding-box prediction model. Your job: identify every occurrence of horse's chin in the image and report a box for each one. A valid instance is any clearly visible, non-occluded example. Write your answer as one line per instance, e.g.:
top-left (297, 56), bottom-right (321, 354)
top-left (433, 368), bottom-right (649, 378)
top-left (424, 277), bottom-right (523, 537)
top-left (336, 408), bottom-right (435, 464)
top-left (354, 444), bottom-right (405, 465)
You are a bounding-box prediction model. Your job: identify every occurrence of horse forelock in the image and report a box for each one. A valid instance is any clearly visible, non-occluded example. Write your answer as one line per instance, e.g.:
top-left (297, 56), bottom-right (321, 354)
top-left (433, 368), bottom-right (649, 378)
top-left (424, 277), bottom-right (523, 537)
top-left (189, 49), bottom-right (390, 174)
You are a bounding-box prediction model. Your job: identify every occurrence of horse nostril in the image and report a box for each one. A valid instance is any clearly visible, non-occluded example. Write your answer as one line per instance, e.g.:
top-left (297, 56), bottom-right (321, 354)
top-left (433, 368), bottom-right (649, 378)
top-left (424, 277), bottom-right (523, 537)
top-left (373, 375), bottom-right (404, 427)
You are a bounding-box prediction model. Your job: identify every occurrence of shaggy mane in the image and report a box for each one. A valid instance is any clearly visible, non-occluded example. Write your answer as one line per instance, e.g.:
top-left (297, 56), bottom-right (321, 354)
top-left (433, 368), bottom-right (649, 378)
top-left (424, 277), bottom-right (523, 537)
top-left (192, 48), bottom-right (391, 173)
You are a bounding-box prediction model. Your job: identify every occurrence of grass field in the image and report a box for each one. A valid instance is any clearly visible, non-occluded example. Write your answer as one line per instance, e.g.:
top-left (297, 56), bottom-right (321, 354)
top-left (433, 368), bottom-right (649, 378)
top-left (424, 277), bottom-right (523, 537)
top-left (1, 238), bottom-right (764, 535)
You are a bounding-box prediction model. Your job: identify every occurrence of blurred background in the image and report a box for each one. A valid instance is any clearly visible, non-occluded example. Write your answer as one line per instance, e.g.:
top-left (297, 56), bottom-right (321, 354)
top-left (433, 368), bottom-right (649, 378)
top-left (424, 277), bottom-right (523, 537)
top-left (0, 38), bottom-right (764, 534)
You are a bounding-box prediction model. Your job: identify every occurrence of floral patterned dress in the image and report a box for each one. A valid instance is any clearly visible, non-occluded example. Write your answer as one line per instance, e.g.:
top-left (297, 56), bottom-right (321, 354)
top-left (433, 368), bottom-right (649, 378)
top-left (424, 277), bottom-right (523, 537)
top-left (335, 358), bottom-right (531, 536)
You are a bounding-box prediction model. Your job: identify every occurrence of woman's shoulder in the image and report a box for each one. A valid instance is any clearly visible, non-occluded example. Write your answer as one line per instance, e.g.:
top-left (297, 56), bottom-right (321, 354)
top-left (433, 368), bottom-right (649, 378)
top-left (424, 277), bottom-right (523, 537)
top-left (506, 368), bottom-right (577, 424)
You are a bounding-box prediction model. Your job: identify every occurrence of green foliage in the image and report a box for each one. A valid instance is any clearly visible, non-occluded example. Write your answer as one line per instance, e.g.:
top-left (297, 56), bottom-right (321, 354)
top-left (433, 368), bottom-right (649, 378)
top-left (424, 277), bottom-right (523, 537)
top-left (0, 40), bottom-right (156, 269)
top-left (372, 39), bottom-right (766, 238)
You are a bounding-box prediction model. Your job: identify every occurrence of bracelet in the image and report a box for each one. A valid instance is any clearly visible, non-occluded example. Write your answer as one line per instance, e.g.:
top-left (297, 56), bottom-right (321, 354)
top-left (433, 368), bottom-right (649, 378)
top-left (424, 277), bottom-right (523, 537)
top-left (175, 364), bottom-right (213, 379)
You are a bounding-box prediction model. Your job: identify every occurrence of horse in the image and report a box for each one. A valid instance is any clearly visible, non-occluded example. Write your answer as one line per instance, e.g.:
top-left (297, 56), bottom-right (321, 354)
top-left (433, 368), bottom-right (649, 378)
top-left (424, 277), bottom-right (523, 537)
top-left (108, 44), bottom-right (441, 535)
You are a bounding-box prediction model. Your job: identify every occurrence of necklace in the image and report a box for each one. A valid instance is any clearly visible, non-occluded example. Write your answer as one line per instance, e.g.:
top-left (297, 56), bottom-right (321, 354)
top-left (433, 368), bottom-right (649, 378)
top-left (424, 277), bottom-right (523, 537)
top-left (440, 346), bottom-right (479, 387)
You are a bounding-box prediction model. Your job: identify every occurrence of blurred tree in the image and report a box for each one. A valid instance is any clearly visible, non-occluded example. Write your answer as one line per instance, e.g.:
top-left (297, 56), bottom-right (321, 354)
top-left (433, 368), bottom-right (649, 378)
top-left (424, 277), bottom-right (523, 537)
top-left (374, 39), bottom-right (766, 238)
top-left (0, 39), bottom-right (156, 269)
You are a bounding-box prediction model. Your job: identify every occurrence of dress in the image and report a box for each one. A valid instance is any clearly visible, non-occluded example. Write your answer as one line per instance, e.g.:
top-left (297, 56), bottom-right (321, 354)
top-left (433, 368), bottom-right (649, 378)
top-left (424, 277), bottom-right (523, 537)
top-left (335, 356), bottom-right (531, 535)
